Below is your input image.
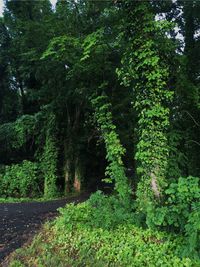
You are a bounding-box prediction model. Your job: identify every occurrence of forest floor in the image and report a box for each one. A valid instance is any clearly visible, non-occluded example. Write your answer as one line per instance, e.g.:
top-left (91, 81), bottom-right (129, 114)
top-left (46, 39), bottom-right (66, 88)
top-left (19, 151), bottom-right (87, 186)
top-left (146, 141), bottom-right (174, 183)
top-left (0, 194), bottom-right (89, 266)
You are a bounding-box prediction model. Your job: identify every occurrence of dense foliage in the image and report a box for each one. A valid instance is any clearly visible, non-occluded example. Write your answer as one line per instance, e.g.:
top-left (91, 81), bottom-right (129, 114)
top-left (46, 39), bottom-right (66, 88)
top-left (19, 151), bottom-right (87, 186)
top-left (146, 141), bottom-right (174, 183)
top-left (0, 0), bottom-right (200, 265)
top-left (0, 160), bottom-right (41, 198)
top-left (9, 194), bottom-right (200, 266)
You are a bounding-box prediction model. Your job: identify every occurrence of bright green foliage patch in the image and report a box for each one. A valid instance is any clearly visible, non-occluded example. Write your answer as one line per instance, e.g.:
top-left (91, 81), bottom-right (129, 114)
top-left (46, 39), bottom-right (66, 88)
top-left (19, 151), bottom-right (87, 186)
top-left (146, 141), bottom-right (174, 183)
top-left (146, 176), bottom-right (200, 258)
top-left (9, 194), bottom-right (199, 267)
top-left (92, 96), bottom-right (131, 205)
top-left (0, 160), bottom-right (42, 198)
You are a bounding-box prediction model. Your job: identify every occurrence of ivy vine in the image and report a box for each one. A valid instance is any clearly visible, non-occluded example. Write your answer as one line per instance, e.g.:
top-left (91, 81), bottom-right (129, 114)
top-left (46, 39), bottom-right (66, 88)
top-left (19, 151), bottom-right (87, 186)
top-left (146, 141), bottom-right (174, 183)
top-left (92, 95), bottom-right (131, 205)
top-left (118, 2), bottom-right (174, 208)
top-left (41, 113), bottom-right (58, 198)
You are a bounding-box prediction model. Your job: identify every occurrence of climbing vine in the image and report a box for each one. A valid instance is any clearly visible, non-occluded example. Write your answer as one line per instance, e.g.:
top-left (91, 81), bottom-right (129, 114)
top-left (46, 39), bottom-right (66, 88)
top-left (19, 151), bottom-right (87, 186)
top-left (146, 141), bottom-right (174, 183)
top-left (92, 95), bottom-right (131, 205)
top-left (0, 113), bottom-right (43, 151)
top-left (118, 2), bottom-right (174, 208)
top-left (41, 113), bottom-right (58, 198)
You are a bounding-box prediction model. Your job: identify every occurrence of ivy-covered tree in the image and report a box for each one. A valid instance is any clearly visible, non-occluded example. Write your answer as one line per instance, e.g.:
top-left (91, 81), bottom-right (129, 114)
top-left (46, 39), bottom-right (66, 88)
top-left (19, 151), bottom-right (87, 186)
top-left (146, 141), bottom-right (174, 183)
top-left (118, 1), bottom-right (174, 209)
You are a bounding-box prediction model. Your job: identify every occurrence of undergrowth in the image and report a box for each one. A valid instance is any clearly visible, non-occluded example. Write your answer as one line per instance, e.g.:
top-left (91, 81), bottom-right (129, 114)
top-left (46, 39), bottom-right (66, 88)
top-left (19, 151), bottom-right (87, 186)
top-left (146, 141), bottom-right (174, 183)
top-left (9, 191), bottom-right (200, 267)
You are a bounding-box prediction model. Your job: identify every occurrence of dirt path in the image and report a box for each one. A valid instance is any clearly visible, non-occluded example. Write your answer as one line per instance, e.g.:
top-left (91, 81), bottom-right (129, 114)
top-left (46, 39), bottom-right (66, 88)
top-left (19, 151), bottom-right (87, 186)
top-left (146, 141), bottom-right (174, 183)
top-left (0, 194), bottom-right (88, 264)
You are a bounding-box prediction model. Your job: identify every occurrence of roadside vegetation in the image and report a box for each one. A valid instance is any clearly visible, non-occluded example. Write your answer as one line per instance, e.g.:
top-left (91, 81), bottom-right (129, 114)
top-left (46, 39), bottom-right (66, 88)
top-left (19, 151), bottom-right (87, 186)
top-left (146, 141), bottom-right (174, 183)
top-left (9, 192), bottom-right (200, 266)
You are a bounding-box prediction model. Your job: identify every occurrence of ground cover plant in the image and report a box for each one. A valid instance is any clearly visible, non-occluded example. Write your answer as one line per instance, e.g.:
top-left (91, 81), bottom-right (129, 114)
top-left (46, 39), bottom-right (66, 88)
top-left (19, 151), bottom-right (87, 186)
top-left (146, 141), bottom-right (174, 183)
top-left (8, 192), bottom-right (200, 267)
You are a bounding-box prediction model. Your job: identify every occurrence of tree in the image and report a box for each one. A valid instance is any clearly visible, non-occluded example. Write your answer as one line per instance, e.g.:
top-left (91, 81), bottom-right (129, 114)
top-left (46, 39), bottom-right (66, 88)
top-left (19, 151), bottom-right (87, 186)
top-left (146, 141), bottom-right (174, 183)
top-left (118, 1), bottom-right (174, 208)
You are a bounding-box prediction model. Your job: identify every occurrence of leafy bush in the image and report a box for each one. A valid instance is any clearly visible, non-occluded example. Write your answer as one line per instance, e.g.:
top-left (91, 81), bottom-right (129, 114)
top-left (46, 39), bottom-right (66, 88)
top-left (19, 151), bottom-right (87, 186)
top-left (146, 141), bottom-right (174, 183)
top-left (0, 160), bottom-right (42, 198)
top-left (87, 190), bottom-right (134, 229)
top-left (9, 194), bottom-right (199, 266)
top-left (146, 176), bottom-right (200, 258)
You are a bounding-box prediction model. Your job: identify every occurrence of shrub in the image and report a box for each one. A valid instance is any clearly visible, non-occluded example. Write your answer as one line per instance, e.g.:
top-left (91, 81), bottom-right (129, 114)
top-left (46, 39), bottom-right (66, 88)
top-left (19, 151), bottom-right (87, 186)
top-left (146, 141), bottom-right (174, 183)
top-left (9, 194), bottom-right (199, 266)
top-left (146, 176), bottom-right (200, 258)
top-left (0, 160), bottom-right (42, 198)
top-left (86, 190), bottom-right (134, 229)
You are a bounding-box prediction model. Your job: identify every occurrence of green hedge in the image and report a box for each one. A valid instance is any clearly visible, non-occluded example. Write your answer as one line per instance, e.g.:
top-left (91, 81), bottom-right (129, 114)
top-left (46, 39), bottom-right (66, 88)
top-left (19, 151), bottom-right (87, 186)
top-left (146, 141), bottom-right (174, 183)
top-left (0, 160), bottom-right (42, 198)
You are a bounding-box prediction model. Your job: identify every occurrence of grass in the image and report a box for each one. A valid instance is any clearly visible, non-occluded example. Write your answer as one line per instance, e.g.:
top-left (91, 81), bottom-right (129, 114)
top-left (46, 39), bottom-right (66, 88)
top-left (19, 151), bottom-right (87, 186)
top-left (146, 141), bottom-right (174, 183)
top-left (0, 192), bottom-right (82, 203)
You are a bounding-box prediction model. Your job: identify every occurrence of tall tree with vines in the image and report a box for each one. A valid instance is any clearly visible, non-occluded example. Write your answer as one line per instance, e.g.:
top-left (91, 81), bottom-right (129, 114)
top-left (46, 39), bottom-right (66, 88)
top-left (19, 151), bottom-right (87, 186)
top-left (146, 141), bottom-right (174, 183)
top-left (118, 1), bottom-right (174, 209)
